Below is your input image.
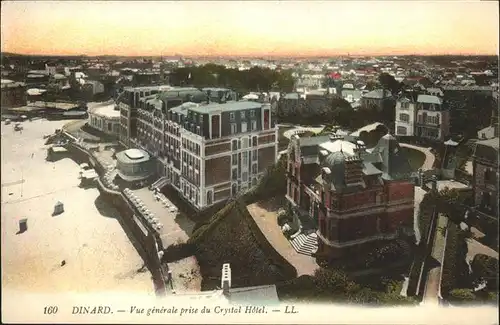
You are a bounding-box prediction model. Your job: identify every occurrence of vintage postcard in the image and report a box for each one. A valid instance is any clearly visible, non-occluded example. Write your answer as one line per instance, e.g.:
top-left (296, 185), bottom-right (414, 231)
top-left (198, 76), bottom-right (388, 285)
top-left (1, 1), bottom-right (498, 324)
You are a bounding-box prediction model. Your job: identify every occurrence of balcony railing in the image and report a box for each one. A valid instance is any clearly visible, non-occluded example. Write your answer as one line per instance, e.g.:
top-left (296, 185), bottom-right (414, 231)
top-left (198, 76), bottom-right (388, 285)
top-left (416, 122), bottom-right (441, 128)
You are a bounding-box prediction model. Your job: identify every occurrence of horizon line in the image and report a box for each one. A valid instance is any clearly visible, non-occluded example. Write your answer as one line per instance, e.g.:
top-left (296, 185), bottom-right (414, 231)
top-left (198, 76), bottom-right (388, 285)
top-left (3, 51), bottom-right (499, 58)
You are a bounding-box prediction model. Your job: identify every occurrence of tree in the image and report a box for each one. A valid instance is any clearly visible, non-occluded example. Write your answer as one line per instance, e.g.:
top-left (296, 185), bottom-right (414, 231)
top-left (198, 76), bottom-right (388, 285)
top-left (169, 64), bottom-right (295, 93)
top-left (378, 73), bottom-right (402, 95)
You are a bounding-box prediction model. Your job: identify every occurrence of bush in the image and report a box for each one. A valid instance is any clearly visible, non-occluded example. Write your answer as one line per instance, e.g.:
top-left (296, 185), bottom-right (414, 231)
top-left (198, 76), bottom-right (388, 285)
top-left (471, 254), bottom-right (499, 290)
top-left (449, 288), bottom-right (477, 303)
top-left (364, 241), bottom-right (407, 268)
top-left (276, 268), bottom-right (417, 306)
top-left (277, 210), bottom-right (291, 226)
top-left (162, 243), bottom-right (196, 263)
top-left (441, 222), bottom-right (470, 297)
top-left (191, 199), bottom-right (294, 291)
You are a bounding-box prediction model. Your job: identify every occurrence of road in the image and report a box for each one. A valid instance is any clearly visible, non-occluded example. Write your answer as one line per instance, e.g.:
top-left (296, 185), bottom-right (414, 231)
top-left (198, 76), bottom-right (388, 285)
top-left (400, 143), bottom-right (435, 171)
top-left (422, 213), bottom-right (448, 306)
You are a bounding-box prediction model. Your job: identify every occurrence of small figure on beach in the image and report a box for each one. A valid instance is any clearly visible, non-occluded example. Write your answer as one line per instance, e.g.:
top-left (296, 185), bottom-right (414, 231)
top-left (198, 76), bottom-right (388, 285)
top-left (61, 260), bottom-right (66, 267)
top-left (31, 153), bottom-right (34, 158)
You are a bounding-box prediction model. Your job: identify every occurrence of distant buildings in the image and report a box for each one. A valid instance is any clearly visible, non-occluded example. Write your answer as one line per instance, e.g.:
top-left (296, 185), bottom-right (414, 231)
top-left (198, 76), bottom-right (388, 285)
top-left (277, 90), bottom-right (334, 117)
top-left (360, 89), bottom-right (394, 111)
top-left (285, 131), bottom-right (415, 260)
top-left (83, 80), bottom-right (105, 96)
top-left (1, 79), bottom-right (26, 109)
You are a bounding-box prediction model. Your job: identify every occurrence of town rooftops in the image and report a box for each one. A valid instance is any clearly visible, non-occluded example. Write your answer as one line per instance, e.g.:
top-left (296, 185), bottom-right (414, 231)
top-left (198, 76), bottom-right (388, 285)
top-left (417, 94), bottom-right (443, 105)
top-left (362, 89), bottom-right (392, 99)
top-left (1, 80), bottom-right (26, 89)
top-left (202, 87), bottom-right (233, 92)
top-left (123, 84), bottom-right (176, 92)
top-left (442, 85), bottom-right (495, 92)
top-left (284, 92), bottom-right (300, 100)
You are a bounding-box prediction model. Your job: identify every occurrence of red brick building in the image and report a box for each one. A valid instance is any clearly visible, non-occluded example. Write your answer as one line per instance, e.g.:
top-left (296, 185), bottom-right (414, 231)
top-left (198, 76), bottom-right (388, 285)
top-left (286, 132), bottom-right (415, 260)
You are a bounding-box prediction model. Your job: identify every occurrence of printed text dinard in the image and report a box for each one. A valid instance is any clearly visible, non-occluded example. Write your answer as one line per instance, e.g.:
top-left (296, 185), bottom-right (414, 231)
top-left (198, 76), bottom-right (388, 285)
top-left (72, 305), bottom-right (298, 316)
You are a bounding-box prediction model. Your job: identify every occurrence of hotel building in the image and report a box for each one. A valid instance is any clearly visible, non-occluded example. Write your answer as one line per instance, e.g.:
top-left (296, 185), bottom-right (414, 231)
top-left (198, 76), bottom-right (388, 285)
top-left (117, 86), bottom-right (278, 210)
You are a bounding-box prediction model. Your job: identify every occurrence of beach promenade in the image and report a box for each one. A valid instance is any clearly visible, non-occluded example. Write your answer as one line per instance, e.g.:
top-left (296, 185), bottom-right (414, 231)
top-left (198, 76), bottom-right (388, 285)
top-left (1, 119), bottom-right (154, 294)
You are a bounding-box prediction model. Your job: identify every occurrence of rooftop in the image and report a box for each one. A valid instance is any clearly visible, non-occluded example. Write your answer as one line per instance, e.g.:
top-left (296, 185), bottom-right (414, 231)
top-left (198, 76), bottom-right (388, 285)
top-left (1, 80), bottom-right (26, 89)
top-left (172, 100), bottom-right (263, 115)
top-left (91, 102), bottom-right (120, 118)
top-left (362, 89), bottom-right (392, 99)
top-left (319, 139), bottom-right (357, 156)
top-left (124, 149), bottom-right (146, 160)
top-left (417, 94), bottom-right (443, 105)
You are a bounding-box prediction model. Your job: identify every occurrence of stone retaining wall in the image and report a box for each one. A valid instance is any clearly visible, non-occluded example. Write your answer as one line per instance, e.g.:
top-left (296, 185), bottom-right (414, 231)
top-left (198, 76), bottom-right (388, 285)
top-left (64, 137), bottom-right (168, 296)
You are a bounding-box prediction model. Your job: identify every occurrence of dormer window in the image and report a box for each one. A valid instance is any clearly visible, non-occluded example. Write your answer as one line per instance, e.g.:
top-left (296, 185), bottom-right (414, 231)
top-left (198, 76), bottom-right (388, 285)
top-left (230, 112), bottom-right (235, 121)
top-left (250, 110), bottom-right (255, 118)
top-left (240, 111), bottom-right (246, 119)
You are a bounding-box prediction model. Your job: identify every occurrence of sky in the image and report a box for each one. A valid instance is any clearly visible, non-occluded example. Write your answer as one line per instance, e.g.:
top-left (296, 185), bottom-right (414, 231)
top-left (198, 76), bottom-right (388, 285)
top-left (1, 1), bottom-right (498, 57)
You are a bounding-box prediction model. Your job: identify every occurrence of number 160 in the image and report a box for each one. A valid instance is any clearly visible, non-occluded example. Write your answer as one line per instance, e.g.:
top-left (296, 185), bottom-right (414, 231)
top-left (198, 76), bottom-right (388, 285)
top-left (44, 306), bottom-right (58, 314)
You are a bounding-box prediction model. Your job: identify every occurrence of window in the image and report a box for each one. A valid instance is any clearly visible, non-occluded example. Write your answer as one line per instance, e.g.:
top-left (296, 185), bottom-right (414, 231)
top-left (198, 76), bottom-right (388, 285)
top-left (242, 137), bottom-right (249, 148)
top-left (396, 126), bottom-right (407, 135)
top-left (252, 150), bottom-right (258, 161)
top-left (399, 113), bottom-right (409, 123)
top-left (242, 152), bottom-right (248, 166)
top-left (251, 120), bottom-right (257, 131)
top-left (232, 168), bottom-right (238, 180)
top-left (240, 111), bottom-right (246, 119)
top-left (241, 122), bottom-right (247, 133)
top-left (231, 183), bottom-right (238, 196)
top-left (242, 172), bottom-right (248, 182)
top-left (232, 139), bottom-right (238, 151)
top-left (401, 102), bottom-right (410, 109)
top-left (199, 114), bottom-right (203, 123)
top-left (229, 112), bottom-right (235, 121)
top-left (207, 190), bottom-right (213, 205)
top-left (230, 123), bottom-right (237, 134)
top-left (252, 136), bottom-right (258, 147)
top-left (250, 110), bottom-right (255, 118)
top-left (251, 163), bottom-right (257, 174)
top-left (484, 168), bottom-right (492, 182)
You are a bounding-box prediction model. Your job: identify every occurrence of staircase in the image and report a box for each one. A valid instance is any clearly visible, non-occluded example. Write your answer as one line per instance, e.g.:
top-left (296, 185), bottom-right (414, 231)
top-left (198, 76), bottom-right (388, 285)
top-left (290, 231), bottom-right (318, 256)
top-left (152, 176), bottom-right (169, 191)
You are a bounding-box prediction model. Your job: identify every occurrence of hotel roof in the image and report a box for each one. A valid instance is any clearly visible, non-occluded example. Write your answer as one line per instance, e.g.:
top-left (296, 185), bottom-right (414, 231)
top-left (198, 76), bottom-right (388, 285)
top-left (172, 100), bottom-right (263, 114)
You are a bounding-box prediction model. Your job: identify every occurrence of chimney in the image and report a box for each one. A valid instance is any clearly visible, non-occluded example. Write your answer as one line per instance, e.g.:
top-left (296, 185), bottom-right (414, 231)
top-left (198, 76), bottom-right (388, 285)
top-left (355, 140), bottom-right (366, 158)
top-left (218, 91), bottom-right (226, 104)
top-left (221, 263), bottom-right (231, 294)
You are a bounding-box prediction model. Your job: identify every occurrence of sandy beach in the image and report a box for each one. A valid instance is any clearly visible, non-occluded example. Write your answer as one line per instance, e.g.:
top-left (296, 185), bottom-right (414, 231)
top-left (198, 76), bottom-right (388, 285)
top-left (1, 119), bottom-right (154, 294)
